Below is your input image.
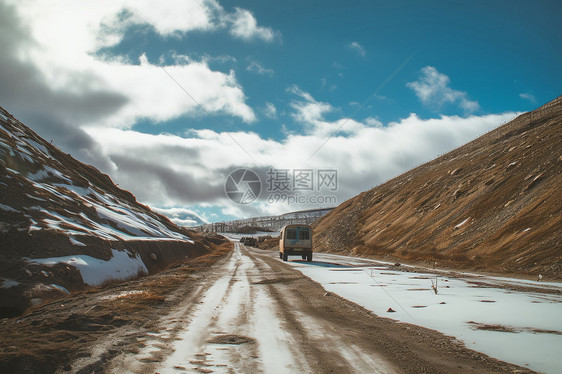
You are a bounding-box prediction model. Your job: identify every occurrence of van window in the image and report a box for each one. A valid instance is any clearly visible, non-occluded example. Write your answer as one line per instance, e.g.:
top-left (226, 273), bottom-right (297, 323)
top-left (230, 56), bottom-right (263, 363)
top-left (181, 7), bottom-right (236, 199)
top-left (298, 229), bottom-right (310, 240)
top-left (286, 229), bottom-right (297, 240)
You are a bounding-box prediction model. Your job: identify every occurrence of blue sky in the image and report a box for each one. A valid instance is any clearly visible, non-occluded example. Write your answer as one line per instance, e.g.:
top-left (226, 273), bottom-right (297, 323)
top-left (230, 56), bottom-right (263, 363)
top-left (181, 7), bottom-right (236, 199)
top-left (103, 0), bottom-right (560, 135)
top-left (1, 0), bottom-right (560, 225)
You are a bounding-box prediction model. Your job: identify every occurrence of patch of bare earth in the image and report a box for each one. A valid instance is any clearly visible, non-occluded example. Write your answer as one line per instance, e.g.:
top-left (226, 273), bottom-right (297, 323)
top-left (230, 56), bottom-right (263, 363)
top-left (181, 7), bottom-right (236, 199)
top-left (467, 321), bottom-right (562, 335)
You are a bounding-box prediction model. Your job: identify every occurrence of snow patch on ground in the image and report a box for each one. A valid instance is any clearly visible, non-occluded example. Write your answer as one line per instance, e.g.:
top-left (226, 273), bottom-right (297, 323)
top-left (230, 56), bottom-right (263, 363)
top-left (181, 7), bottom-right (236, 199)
top-left (48, 284), bottom-right (70, 294)
top-left (252, 286), bottom-right (306, 373)
top-left (95, 205), bottom-right (150, 236)
top-left (27, 169), bottom-right (50, 181)
top-left (454, 217), bottom-right (470, 229)
top-left (0, 203), bottom-right (18, 212)
top-left (25, 139), bottom-right (52, 159)
top-left (69, 236), bottom-right (87, 246)
top-left (27, 166), bottom-right (71, 183)
top-left (99, 290), bottom-right (146, 300)
top-left (288, 254), bottom-right (562, 374)
top-left (55, 183), bottom-right (93, 197)
top-left (1, 278), bottom-right (20, 288)
top-left (26, 249), bottom-right (148, 286)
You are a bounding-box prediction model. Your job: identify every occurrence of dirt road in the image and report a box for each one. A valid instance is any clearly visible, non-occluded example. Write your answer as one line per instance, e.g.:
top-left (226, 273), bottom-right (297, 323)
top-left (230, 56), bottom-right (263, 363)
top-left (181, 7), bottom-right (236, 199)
top-left (94, 243), bottom-right (528, 374)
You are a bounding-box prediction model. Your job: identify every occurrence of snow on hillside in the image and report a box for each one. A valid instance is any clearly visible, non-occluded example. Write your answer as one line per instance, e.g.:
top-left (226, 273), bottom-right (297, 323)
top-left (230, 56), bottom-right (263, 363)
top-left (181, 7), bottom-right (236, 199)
top-left (27, 249), bottom-right (148, 287)
top-left (0, 112), bottom-right (191, 242)
top-left (27, 182), bottom-right (193, 242)
top-left (1, 106), bottom-right (206, 315)
top-left (288, 254), bottom-right (562, 374)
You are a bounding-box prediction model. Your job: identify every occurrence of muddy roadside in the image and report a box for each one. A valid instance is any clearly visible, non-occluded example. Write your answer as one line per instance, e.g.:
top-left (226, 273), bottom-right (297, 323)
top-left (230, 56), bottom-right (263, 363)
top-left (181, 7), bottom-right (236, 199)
top-left (0, 241), bottom-right (233, 374)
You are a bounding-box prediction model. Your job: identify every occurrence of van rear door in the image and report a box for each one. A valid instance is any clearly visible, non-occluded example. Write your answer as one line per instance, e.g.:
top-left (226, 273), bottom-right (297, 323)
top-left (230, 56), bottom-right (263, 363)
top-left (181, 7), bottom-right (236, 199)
top-left (285, 226), bottom-right (311, 248)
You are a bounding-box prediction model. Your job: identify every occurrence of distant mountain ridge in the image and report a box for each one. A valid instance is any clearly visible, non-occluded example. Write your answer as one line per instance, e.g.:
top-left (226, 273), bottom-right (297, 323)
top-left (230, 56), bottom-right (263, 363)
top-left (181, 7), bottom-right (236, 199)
top-left (314, 96), bottom-right (562, 279)
top-left (0, 106), bottom-right (226, 317)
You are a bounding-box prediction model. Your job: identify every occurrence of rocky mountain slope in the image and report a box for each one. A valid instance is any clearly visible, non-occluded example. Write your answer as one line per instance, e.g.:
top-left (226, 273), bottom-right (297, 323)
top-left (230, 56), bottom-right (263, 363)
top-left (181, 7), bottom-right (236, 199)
top-left (0, 106), bottom-right (228, 317)
top-left (314, 96), bottom-right (561, 279)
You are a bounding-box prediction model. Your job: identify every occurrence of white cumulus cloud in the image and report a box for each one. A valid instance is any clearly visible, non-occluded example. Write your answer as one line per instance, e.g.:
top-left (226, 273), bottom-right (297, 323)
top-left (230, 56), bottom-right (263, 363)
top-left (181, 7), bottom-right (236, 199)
top-left (1, 0), bottom-right (275, 132)
top-left (407, 66), bottom-right (480, 113)
top-left (228, 7), bottom-right (277, 42)
top-left (86, 87), bottom-right (516, 218)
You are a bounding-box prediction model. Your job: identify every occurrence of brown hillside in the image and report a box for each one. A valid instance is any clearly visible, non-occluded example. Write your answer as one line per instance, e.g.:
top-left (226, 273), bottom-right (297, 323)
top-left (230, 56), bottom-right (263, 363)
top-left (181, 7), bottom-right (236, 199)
top-left (0, 106), bottom-right (229, 317)
top-left (314, 96), bottom-right (562, 279)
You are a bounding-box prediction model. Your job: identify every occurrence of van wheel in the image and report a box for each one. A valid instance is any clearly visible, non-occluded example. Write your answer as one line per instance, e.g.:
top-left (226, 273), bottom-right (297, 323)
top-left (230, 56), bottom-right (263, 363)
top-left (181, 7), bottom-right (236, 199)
top-left (307, 254), bottom-right (313, 262)
top-left (302, 255), bottom-right (306, 260)
top-left (283, 253), bottom-right (288, 261)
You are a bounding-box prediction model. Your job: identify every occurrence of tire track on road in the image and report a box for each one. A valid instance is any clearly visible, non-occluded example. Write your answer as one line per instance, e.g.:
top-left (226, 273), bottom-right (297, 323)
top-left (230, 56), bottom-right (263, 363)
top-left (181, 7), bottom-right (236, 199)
top-left (246, 246), bottom-right (397, 374)
top-left (127, 242), bottom-right (310, 373)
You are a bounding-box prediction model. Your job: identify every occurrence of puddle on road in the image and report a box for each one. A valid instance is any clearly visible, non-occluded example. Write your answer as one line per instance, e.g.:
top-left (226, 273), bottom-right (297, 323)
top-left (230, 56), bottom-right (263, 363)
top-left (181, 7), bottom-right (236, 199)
top-left (208, 334), bottom-right (256, 345)
top-left (252, 277), bottom-right (299, 285)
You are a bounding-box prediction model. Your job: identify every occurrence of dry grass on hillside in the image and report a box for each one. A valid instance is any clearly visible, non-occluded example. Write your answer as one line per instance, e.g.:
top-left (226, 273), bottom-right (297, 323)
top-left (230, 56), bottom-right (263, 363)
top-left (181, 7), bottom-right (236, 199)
top-left (314, 96), bottom-right (561, 279)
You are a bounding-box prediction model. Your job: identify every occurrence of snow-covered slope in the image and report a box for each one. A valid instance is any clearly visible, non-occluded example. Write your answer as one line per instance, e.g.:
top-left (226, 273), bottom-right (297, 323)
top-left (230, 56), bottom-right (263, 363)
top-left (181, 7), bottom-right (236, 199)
top-left (0, 106), bottom-right (221, 317)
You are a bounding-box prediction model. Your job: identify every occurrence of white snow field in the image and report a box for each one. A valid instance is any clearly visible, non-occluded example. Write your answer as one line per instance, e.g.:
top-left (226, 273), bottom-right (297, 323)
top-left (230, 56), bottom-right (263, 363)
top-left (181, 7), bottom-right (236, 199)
top-left (287, 253), bottom-right (562, 374)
